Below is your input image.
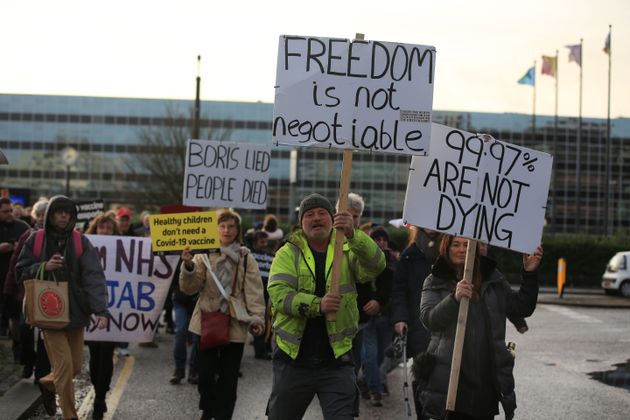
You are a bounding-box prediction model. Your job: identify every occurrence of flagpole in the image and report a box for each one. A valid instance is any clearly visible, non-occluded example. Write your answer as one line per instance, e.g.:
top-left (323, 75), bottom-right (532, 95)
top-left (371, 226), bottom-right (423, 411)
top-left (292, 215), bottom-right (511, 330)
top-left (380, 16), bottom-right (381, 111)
top-left (532, 60), bottom-right (537, 138)
top-left (554, 49), bottom-right (562, 232)
top-left (604, 25), bottom-right (612, 236)
top-left (576, 38), bottom-right (583, 230)
top-left (193, 55), bottom-right (201, 140)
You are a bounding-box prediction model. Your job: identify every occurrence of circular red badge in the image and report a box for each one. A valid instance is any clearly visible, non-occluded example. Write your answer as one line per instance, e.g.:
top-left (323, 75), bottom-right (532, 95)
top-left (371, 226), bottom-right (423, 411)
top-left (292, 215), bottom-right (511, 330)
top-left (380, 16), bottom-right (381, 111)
top-left (39, 290), bottom-right (65, 318)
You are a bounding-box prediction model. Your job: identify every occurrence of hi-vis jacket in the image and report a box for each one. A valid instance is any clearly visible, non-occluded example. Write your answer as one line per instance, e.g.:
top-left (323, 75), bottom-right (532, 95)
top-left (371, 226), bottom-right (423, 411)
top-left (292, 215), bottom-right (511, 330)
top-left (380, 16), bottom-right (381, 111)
top-left (267, 228), bottom-right (386, 359)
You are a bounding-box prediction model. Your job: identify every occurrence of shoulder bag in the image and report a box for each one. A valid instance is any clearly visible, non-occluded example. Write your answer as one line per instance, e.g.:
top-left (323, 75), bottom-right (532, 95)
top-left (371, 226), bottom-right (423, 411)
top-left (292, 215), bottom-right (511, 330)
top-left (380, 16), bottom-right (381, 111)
top-left (23, 263), bottom-right (70, 330)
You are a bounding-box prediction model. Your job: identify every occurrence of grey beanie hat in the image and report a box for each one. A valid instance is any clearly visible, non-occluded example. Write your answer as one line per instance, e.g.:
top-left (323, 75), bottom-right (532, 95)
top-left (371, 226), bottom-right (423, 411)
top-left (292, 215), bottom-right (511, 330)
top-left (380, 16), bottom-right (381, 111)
top-left (298, 193), bottom-right (334, 224)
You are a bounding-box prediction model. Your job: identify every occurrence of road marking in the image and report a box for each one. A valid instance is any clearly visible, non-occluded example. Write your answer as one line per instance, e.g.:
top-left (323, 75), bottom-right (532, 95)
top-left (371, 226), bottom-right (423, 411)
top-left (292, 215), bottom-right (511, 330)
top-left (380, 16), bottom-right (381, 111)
top-left (103, 355), bottom-right (135, 420)
top-left (78, 354), bottom-right (121, 420)
top-left (77, 387), bottom-right (95, 419)
top-left (542, 305), bottom-right (603, 324)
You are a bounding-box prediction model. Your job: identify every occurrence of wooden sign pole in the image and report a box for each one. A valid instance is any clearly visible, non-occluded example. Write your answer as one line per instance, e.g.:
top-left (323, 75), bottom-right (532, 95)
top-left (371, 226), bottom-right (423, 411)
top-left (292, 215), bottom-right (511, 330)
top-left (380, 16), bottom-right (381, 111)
top-left (445, 239), bottom-right (478, 412)
top-left (326, 33), bottom-right (363, 322)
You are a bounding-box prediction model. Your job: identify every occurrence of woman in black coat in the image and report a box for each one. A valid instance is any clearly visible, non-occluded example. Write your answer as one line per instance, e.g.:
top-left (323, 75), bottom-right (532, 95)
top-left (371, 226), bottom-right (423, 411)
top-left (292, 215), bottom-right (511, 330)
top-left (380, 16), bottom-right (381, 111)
top-left (418, 236), bottom-right (542, 420)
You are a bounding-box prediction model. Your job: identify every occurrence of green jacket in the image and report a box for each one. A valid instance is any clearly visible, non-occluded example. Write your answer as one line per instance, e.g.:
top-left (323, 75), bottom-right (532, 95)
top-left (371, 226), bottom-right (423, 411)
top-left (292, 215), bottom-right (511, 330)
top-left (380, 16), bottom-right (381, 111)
top-left (268, 228), bottom-right (386, 359)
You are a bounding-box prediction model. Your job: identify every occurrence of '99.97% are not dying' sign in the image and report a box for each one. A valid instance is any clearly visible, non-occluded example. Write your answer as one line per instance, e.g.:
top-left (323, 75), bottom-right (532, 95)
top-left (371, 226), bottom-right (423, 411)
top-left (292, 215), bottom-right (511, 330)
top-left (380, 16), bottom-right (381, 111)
top-left (149, 211), bottom-right (219, 253)
top-left (403, 123), bottom-right (553, 254)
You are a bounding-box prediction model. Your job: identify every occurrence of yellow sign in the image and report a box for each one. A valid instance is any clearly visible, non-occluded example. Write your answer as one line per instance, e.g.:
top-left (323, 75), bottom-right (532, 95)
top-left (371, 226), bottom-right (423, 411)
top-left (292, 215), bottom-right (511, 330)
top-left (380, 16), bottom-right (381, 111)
top-left (150, 211), bottom-right (219, 252)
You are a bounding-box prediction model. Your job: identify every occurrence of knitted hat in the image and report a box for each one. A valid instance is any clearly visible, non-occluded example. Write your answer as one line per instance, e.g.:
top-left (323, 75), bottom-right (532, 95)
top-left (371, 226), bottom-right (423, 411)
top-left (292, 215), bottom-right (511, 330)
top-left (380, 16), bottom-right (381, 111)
top-left (298, 193), bottom-right (334, 224)
top-left (370, 226), bottom-right (390, 243)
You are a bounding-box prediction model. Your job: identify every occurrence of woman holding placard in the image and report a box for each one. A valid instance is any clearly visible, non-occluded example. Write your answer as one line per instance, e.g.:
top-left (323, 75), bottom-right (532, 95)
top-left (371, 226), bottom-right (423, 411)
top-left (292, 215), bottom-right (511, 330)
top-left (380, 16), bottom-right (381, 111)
top-left (417, 235), bottom-right (542, 420)
top-left (180, 209), bottom-right (265, 420)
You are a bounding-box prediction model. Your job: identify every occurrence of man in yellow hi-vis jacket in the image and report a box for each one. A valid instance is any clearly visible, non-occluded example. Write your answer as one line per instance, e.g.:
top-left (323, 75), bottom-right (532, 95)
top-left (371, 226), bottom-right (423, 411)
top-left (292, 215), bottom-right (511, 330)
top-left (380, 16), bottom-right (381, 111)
top-left (266, 193), bottom-right (385, 420)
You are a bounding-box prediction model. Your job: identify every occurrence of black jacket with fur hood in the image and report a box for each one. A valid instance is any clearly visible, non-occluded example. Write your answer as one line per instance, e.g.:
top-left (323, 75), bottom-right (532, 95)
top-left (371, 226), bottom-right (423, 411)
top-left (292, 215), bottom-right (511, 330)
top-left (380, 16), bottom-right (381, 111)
top-left (16, 195), bottom-right (109, 329)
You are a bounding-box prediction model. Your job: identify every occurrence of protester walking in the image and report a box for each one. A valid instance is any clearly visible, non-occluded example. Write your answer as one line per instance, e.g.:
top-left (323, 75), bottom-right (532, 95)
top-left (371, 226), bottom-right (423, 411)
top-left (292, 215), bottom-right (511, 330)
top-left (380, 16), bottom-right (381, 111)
top-left (0, 197), bottom-right (31, 340)
top-left (248, 230), bottom-right (274, 359)
top-left (390, 227), bottom-right (441, 418)
top-left (266, 193), bottom-right (385, 420)
top-left (418, 235), bottom-right (543, 420)
top-left (169, 259), bottom-right (200, 385)
top-left (3, 199), bottom-right (50, 384)
top-left (16, 195), bottom-right (110, 420)
top-left (180, 209), bottom-right (265, 420)
top-left (84, 213), bottom-right (118, 419)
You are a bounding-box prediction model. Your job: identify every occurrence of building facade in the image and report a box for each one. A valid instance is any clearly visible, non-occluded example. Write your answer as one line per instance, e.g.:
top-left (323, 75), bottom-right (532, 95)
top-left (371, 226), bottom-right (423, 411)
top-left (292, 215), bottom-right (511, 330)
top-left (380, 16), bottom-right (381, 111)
top-left (0, 94), bottom-right (628, 235)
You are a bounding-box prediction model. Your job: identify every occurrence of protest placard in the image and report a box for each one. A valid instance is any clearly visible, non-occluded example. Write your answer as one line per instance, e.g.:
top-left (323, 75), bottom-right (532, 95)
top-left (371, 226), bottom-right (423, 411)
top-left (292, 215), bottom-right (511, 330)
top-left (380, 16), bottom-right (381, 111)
top-left (273, 35), bottom-right (436, 156)
top-left (150, 210), bottom-right (219, 253)
top-left (183, 140), bottom-right (271, 209)
top-left (75, 199), bottom-right (104, 230)
top-left (403, 123), bottom-right (553, 254)
top-left (84, 235), bottom-right (179, 342)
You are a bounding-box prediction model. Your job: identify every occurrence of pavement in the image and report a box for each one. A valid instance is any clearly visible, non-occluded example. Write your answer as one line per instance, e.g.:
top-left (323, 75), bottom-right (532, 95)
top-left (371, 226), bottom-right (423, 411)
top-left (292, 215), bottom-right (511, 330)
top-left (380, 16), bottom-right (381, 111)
top-left (1, 287), bottom-right (628, 420)
top-left (537, 286), bottom-right (630, 308)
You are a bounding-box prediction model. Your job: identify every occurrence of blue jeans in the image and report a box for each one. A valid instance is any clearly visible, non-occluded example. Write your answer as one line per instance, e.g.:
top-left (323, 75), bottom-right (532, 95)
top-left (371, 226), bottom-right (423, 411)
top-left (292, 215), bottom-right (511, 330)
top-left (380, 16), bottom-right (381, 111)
top-left (173, 301), bottom-right (198, 370)
top-left (361, 315), bottom-right (392, 393)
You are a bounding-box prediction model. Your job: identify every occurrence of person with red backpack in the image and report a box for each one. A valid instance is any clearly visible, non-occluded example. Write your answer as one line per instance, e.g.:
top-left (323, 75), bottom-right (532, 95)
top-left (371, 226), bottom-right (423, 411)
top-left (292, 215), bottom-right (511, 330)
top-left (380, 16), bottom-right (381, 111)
top-left (16, 195), bottom-right (110, 420)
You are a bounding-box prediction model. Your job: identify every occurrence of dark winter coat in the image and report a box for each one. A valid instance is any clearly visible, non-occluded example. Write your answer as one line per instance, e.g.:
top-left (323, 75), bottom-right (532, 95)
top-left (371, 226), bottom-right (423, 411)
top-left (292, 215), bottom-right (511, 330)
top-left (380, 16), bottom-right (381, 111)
top-left (419, 256), bottom-right (538, 420)
top-left (389, 243), bottom-right (432, 357)
top-left (0, 217), bottom-right (31, 293)
top-left (16, 195), bottom-right (109, 330)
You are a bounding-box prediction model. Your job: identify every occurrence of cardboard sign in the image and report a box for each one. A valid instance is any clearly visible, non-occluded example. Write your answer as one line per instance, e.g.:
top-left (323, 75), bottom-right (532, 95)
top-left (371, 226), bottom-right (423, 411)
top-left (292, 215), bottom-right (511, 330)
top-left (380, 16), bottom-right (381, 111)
top-left (183, 140), bottom-right (271, 209)
top-left (273, 35), bottom-right (435, 156)
top-left (403, 123), bottom-right (553, 254)
top-left (75, 200), bottom-right (105, 230)
top-left (84, 235), bottom-right (179, 342)
top-left (150, 210), bottom-right (219, 252)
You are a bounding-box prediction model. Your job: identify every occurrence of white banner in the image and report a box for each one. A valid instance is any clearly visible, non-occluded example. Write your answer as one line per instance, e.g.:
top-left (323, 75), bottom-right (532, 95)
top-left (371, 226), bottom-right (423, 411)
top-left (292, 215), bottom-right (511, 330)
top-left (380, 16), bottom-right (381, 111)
top-left (403, 123), bottom-right (553, 254)
top-left (84, 235), bottom-right (179, 342)
top-left (273, 35), bottom-right (435, 156)
top-left (183, 139), bottom-right (271, 209)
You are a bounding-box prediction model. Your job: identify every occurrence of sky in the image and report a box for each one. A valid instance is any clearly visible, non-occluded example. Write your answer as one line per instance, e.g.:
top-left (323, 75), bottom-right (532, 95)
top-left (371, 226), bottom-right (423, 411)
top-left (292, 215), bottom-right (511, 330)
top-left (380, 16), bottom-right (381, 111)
top-left (1, 0), bottom-right (628, 119)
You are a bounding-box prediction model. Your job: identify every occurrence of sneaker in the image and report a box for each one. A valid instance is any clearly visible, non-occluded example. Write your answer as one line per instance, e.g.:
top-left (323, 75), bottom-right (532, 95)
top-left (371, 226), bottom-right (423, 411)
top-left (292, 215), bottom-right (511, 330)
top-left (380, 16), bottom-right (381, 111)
top-left (116, 348), bottom-right (130, 357)
top-left (382, 384), bottom-right (390, 397)
top-left (39, 383), bottom-right (57, 416)
top-left (369, 392), bottom-right (383, 407)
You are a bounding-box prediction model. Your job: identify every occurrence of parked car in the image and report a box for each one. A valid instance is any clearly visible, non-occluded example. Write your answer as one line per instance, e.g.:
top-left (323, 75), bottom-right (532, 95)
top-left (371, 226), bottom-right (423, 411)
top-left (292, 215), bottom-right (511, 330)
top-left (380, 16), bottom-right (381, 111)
top-left (602, 251), bottom-right (630, 297)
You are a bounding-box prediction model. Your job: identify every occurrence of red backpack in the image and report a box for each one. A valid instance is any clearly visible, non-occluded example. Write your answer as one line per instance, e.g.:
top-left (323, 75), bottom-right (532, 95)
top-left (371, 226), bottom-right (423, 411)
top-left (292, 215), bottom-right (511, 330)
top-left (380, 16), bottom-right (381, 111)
top-left (33, 229), bottom-right (83, 260)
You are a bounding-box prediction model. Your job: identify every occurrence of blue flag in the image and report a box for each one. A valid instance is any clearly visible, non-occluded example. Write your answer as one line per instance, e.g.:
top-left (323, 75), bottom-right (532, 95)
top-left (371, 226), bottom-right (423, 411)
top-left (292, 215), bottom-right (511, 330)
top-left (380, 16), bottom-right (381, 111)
top-left (518, 66), bottom-right (535, 86)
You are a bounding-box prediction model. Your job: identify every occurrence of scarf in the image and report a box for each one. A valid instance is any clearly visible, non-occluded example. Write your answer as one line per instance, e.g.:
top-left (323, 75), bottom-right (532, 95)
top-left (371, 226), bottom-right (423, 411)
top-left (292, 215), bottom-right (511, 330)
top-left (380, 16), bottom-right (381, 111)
top-left (213, 242), bottom-right (241, 312)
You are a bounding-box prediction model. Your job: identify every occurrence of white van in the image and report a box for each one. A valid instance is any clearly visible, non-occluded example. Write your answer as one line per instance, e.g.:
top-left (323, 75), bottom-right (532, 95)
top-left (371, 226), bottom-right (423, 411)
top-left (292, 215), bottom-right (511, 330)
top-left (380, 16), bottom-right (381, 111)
top-left (602, 251), bottom-right (630, 297)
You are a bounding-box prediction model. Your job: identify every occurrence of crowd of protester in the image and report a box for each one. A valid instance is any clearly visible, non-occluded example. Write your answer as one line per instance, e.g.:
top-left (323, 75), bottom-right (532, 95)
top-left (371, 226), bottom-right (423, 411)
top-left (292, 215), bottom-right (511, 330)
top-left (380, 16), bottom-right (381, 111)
top-left (0, 193), bottom-right (542, 420)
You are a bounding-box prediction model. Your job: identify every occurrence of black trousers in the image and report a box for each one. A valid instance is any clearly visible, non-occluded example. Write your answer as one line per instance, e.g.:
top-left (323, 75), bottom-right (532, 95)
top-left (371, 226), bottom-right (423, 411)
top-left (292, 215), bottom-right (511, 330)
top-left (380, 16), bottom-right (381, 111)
top-left (197, 342), bottom-right (244, 420)
top-left (87, 341), bottom-right (116, 400)
top-left (19, 324), bottom-right (50, 380)
top-left (266, 359), bottom-right (358, 420)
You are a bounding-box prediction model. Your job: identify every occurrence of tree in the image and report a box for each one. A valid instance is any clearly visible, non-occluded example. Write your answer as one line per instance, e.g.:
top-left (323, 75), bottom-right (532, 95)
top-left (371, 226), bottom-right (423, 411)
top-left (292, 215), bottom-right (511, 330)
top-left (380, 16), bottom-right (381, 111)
top-left (128, 108), bottom-right (230, 208)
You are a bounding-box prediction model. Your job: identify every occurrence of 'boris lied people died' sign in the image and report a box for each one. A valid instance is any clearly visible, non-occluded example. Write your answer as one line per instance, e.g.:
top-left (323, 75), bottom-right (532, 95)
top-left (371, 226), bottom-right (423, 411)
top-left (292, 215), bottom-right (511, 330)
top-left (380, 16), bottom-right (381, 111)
top-left (84, 235), bottom-right (179, 342)
top-left (183, 139), bottom-right (271, 209)
top-left (273, 35), bottom-right (436, 155)
top-left (150, 210), bottom-right (219, 253)
top-left (403, 123), bottom-right (553, 254)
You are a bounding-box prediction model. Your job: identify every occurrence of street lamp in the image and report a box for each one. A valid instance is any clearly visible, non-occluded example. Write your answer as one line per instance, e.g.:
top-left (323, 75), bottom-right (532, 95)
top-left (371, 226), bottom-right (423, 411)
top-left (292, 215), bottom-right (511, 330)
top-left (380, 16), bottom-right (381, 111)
top-left (61, 147), bottom-right (78, 197)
